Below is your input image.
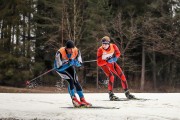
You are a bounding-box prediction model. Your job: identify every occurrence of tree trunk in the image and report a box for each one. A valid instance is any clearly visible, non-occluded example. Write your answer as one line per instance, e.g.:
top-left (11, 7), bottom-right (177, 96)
top-left (141, 43), bottom-right (145, 90)
top-left (170, 59), bottom-right (176, 88)
top-left (96, 41), bottom-right (99, 89)
top-left (12, 25), bottom-right (15, 54)
top-left (61, 0), bottom-right (64, 46)
top-left (27, 3), bottom-right (31, 58)
top-left (7, 24), bottom-right (12, 52)
top-left (23, 14), bottom-right (26, 56)
top-left (1, 20), bottom-right (4, 48)
top-left (152, 50), bottom-right (157, 90)
top-left (73, 0), bottom-right (76, 42)
top-left (96, 65), bottom-right (99, 89)
top-left (16, 24), bottom-right (20, 51)
top-left (0, 20), bottom-right (2, 39)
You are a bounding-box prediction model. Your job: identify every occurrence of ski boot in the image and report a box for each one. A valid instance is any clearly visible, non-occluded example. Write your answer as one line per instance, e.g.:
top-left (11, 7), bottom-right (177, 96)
top-left (109, 91), bottom-right (120, 101)
top-left (72, 96), bottom-right (84, 107)
top-left (125, 90), bottom-right (135, 99)
top-left (80, 97), bottom-right (92, 107)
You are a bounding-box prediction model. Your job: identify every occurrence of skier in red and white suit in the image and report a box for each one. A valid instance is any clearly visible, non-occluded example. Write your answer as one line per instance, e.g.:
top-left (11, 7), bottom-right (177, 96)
top-left (97, 36), bottom-right (135, 100)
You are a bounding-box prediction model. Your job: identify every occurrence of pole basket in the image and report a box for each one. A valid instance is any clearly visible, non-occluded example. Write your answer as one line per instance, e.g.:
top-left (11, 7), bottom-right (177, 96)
top-left (26, 80), bottom-right (38, 89)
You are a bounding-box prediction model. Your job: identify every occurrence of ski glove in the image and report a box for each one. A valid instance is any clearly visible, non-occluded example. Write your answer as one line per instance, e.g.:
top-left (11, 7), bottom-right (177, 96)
top-left (107, 57), bottom-right (117, 63)
top-left (68, 59), bottom-right (75, 66)
top-left (69, 59), bottom-right (81, 67)
top-left (74, 60), bottom-right (81, 67)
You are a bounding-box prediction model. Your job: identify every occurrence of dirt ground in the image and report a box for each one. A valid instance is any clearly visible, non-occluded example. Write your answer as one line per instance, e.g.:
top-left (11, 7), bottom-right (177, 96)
top-left (0, 85), bottom-right (109, 93)
top-left (0, 85), bottom-right (179, 93)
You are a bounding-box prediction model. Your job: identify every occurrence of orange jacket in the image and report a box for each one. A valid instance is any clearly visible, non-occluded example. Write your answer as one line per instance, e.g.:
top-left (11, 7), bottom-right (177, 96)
top-left (55, 47), bottom-right (82, 68)
top-left (59, 47), bottom-right (78, 60)
top-left (97, 44), bottom-right (121, 66)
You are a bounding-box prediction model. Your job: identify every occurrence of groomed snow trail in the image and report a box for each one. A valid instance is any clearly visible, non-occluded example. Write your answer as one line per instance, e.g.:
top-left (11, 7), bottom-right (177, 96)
top-left (0, 93), bottom-right (179, 120)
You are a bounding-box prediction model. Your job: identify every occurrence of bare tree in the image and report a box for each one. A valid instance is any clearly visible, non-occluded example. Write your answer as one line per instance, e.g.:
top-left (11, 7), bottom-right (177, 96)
top-left (141, 13), bottom-right (180, 89)
top-left (62, 0), bottom-right (86, 45)
top-left (141, 42), bottom-right (145, 90)
top-left (111, 11), bottom-right (140, 72)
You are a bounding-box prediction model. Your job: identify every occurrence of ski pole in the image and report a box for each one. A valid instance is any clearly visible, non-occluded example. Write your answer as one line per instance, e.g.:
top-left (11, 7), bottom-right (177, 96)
top-left (26, 68), bottom-right (55, 86)
top-left (83, 60), bottom-right (97, 63)
top-left (26, 59), bottom-right (96, 86)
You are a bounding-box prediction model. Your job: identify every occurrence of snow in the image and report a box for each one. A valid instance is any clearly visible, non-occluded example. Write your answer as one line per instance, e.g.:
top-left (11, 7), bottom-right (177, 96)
top-left (0, 93), bottom-right (180, 120)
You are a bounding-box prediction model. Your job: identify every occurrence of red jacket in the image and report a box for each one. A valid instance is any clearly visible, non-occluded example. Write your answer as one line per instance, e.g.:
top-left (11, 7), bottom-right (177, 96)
top-left (97, 44), bottom-right (121, 66)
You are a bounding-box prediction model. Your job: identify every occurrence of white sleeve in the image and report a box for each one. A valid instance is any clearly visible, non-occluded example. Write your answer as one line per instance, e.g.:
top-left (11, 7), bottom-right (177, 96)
top-left (55, 51), bottom-right (63, 68)
top-left (77, 50), bottom-right (82, 63)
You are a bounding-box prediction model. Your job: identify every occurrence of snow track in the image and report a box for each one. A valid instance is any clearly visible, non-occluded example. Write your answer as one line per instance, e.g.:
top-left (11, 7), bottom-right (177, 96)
top-left (0, 93), bottom-right (179, 120)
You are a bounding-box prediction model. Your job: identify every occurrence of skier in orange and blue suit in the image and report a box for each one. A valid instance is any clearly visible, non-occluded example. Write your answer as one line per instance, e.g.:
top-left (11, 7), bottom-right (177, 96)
top-left (97, 36), bottom-right (135, 100)
top-left (54, 40), bottom-right (92, 107)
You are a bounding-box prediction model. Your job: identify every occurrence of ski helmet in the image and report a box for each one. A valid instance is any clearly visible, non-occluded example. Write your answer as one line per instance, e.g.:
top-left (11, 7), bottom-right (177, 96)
top-left (101, 36), bottom-right (110, 44)
top-left (65, 40), bottom-right (75, 48)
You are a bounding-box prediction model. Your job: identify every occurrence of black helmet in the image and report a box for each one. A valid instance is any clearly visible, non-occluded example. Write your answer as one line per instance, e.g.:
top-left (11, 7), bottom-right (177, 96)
top-left (65, 40), bottom-right (75, 48)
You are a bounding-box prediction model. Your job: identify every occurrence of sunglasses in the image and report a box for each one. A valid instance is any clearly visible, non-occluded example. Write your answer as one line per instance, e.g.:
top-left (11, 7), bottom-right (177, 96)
top-left (102, 42), bottom-right (109, 45)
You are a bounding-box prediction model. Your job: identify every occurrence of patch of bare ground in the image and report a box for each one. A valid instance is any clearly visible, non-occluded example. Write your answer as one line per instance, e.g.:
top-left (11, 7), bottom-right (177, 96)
top-left (0, 85), bottom-right (179, 93)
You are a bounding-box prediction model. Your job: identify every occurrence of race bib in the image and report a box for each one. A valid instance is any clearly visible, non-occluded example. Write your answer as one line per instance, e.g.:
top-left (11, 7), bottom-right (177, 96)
top-left (102, 52), bottom-right (114, 60)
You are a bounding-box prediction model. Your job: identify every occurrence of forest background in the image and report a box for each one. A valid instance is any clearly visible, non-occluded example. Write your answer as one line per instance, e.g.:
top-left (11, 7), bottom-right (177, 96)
top-left (0, 0), bottom-right (179, 92)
